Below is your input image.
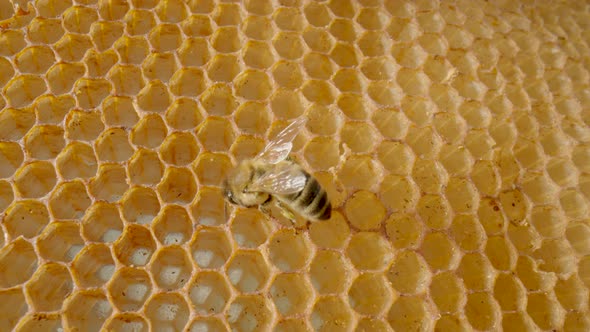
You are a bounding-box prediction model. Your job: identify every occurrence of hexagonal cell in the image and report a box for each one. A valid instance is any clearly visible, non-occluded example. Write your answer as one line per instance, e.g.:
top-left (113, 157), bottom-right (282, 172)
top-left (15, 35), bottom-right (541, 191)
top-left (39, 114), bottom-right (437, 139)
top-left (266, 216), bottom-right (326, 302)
top-left (387, 296), bottom-right (433, 332)
top-left (458, 253), bottom-right (496, 291)
top-left (148, 24), bottom-right (182, 52)
top-left (177, 37), bottom-right (210, 67)
top-left (243, 15), bottom-right (273, 39)
top-left (4, 75), bottom-right (47, 108)
top-left (88, 164), bottom-right (128, 202)
top-left (554, 274), bottom-right (589, 311)
top-left (310, 250), bottom-right (350, 294)
top-left (308, 211), bottom-right (350, 250)
top-left (0, 287), bottom-right (28, 331)
top-left (439, 144), bottom-right (473, 178)
top-left (493, 272), bottom-right (526, 312)
top-left (379, 175), bottom-right (419, 212)
top-left (36, 221), bottom-right (84, 263)
top-left (205, 54), bottom-right (239, 83)
top-left (15, 46), bottom-right (55, 75)
top-left (4, 199), bottom-right (50, 239)
top-left (103, 313), bottom-right (148, 332)
top-left (108, 65), bottom-right (145, 96)
top-left (135, 81), bottom-right (172, 114)
top-left (226, 250), bottom-right (270, 293)
top-left (0, 238), bottom-right (37, 288)
top-left (268, 273), bottom-right (312, 317)
top-left (349, 272), bottom-right (395, 316)
top-left (196, 117), bottom-right (235, 152)
top-left (534, 238), bottom-right (576, 275)
top-left (151, 246), bottom-right (192, 291)
top-left (268, 229), bottom-right (313, 272)
top-left (95, 128), bottom-right (135, 163)
top-left (547, 157), bottom-right (579, 188)
top-left (65, 110), bottom-right (104, 142)
top-left (13, 161), bottom-right (56, 198)
top-left (385, 213), bottom-right (423, 250)
top-left (165, 98), bottom-right (203, 131)
top-left (429, 271), bottom-right (465, 314)
top-left (420, 232), bottom-right (460, 271)
top-left (63, 289), bottom-right (112, 332)
top-left (27, 17), bottom-right (65, 44)
top-left (273, 32), bottom-right (304, 60)
top-left (471, 160), bottom-right (501, 197)
top-left (170, 67), bottom-right (206, 97)
top-left (0, 141), bottom-right (24, 178)
top-left (347, 232), bottom-right (393, 271)
top-left (97, 0), bottom-right (129, 19)
top-left (526, 292), bottom-right (564, 330)
top-left (114, 36), bottom-right (149, 65)
top-left (226, 295), bottom-right (272, 332)
top-left (158, 132), bottom-right (198, 166)
top-left (191, 227), bottom-right (232, 269)
top-left (25, 262), bottom-right (73, 312)
top-left (101, 96), bottom-right (139, 128)
top-left (387, 250), bottom-right (431, 295)
top-left (485, 235), bottom-right (518, 272)
top-left (272, 60), bottom-right (304, 89)
top-left (303, 137), bottom-right (340, 171)
top-left (230, 208), bottom-right (273, 248)
top-left (188, 271), bottom-right (231, 315)
top-left (337, 155), bottom-right (381, 191)
top-left (82, 202), bottom-right (124, 243)
top-left (416, 194), bottom-right (452, 230)
top-left (560, 188), bottom-right (589, 220)
top-left (71, 243), bottom-right (115, 288)
top-left (108, 267), bottom-right (152, 312)
top-left (84, 50), bottom-right (118, 79)
top-left (311, 296), bottom-right (354, 332)
top-left (48, 180), bottom-right (91, 219)
top-left (153, 205), bottom-right (192, 246)
top-left (145, 292), bottom-right (190, 330)
top-left (121, 186), bottom-right (160, 224)
top-left (113, 225), bottom-right (156, 266)
top-left (157, 167), bottom-right (197, 204)
top-left (128, 149), bottom-right (164, 185)
top-left (190, 186), bottom-right (227, 226)
top-left (0, 108), bottom-right (35, 141)
top-left (55, 142), bottom-right (97, 180)
top-left (210, 26), bottom-right (240, 53)
top-left (566, 222), bottom-right (590, 255)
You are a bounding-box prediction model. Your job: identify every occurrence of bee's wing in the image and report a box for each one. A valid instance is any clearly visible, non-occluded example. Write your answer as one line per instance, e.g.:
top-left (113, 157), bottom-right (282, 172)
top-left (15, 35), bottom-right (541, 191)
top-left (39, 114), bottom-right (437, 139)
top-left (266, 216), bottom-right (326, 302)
top-left (248, 163), bottom-right (307, 195)
top-left (255, 117), bottom-right (306, 164)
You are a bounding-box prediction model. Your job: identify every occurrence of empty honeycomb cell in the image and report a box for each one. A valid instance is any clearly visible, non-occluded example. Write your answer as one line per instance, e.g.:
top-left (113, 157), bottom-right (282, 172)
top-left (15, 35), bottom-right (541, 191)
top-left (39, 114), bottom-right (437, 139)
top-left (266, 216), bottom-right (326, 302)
top-left (125, 9), bottom-right (156, 35)
top-left (419, 34), bottom-right (450, 57)
top-left (85, 50), bottom-right (118, 78)
top-left (494, 272), bottom-right (526, 311)
top-left (63, 289), bottom-right (112, 332)
top-left (270, 89), bottom-right (304, 120)
top-left (15, 46), bottom-right (54, 74)
top-left (90, 21), bottom-right (124, 51)
top-left (46, 63), bottom-right (86, 95)
top-left (573, 144), bottom-right (590, 173)
top-left (200, 84), bottom-right (238, 116)
top-left (530, 205), bottom-right (566, 239)
top-left (145, 292), bottom-right (189, 331)
top-left (151, 246), bottom-right (192, 291)
top-left (61, 6), bottom-right (97, 33)
top-left (302, 28), bottom-right (332, 55)
top-left (0, 238), bottom-right (37, 288)
top-left (269, 229), bottom-right (312, 272)
top-left (234, 102), bottom-right (271, 136)
top-left (170, 68), bottom-right (207, 97)
top-left (527, 292), bottom-right (565, 330)
top-left (534, 238), bottom-right (576, 275)
top-left (377, 142), bottom-right (415, 176)
top-left (547, 157), bottom-right (579, 188)
top-left (26, 17), bottom-right (63, 44)
top-left (130, 114), bottom-right (168, 148)
top-left (190, 186), bottom-right (226, 226)
top-left (471, 160), bottom-right (501, 196)
top-left (71, 243), bottom-right (115, 288)
top-left (136, 80), bottom-right (171, 113)
top-left (152, 205), bottom-right (192, 246)
top-left (55, 142), bottom-right (98, 180)
top-left (25, 262), bottom-right (73, 312)
top-left (193, 153), bottom-right (232, 187)
top-left (165, 98), bottom-right (203, 130)
top-left (331, 43), bottom-right (361, 68)
top-left (226, 295), bottom-right (273, 332)
top-left (23, 125), bottom-right (65, 160)
top-left (0, 30), bottom-right (26, 57)
top-left (159, 132), bottom-right (199, 166)
top-left (114, 36), bottom-right (149, 65)
top-left (155, 0), bottom-right (187, 23)
top-left (270, 273), bottom-right (313, 316)
top-left (274, 6), bottom-right (305, 31)
top-left (230, 136), bottom-right (265, 162)
top-left (98, 0), bottom-right (129, 20)
top-left (407, 126), bottom-right (443, 160)
top-left (516, 254), bottom-right (557, 292)
top-left (499, 189), bottom-right (529, 226)
top-left (458, 253), bottom-right (495, 291)
top-left (197, 118), bottom-right (236, 152)
top-left (191, 227), bottom-right (232, 269)
top-left (341, 121), bottom-right (378, 153)
top-left (121, 186), bottom-right (160, 224)
top-left (433, 112), bottom-right (466, 145)
top-left (82, 203), bottom-right (123, 243)
top-left (477, 198), bottom-right (505, 235)
top-left (243, 41), bottom-right (274, 70)
top-left (226, 250), bottom-right (270, 293)
top-left (243, 16), bottom-right (272, 41)
top-left (114, 224), bottom-right (156, 266)
top-left (308, 211), bottom-right (350, 250)
top-left (465, 292), bottom-right (500, 330)
top-left (311, 296), bottom-right (353, 332)
top-left (337, 94), bottom-right (366, 121)
top-left (272, 60), bottom-right (304, 89)
top-left (560, 189), bottom-right (589, 219)
top-left (349, 272), bottom-right (394, 316)
top-left (14, 161), bottom-right (56, 198)
top-left (303, 53), bottom-right (334, 80)
top-left (102, 96), bottom-right (140, 128)
top-left (207, 54), bottom-right (241, 82)
top-left (187, 317), bottom-right (227, 332)
top-left (108, 267), bottom-right (152, 312)
top-left (485, 236), bottom-right (517, 271)
top-left (65, 110), bottom-right (104, 141)
top-left (177, 38), bottom-right (210, 68)
top-left (445, 177), bottom-right (478, 214)
top-left (4, 75), bottom-right (46, 108)
top-left (95, 128), bottom-right (134, 163)
top-left (412, 159), bottom-right (447, 194)
top-left (489, 120), bottom-right (517, 149)
top-left (48, 180), bottom-right (91, 219)
top-left (464, 130), bottom-right (496, 160)
top-left (0, 287), bottom-right (28, 331)
top-left (345, 191), bottom-right (386, 230)
top-left (310, 250), bottom-right (349, 294)
top-left (430, 271), bottom-right (465, 314)
top-left (36, 221), bottom-right (83, 263)
top-left (337, 155), bottom-right (381, 191)
top-left (235, 70), bottom-right (272, 100)
top-left (54, 33), bottom-right (93, 62)
top-left (513, 138), bottom-right (545, 171)
top-left (142, 53), bottom-right (177, 83)
top-left (4, 200), bottom-right (49, 241)
top-left (387, 250), bottom-right (431, 294)
top-left (211, 26), bottom-right (240, 53)
top-left (89, 164), bottom-right (128, 202)
top-left (566, 222), bottom-right (590, 255)
top-left (189, 270), bottom-right (231, 315)
top-left (385, 213), bottom-right (423, 250)
top-left (556, 274), bottom-right (588, 310)
top-left (417, 194), bottom-right (452, 230)
top-left (421, 232), bottom-right (459, 271)
top-left (328, 18), bottom-right (356, 43)
top-left (387, 296), bottom-right (433, 331)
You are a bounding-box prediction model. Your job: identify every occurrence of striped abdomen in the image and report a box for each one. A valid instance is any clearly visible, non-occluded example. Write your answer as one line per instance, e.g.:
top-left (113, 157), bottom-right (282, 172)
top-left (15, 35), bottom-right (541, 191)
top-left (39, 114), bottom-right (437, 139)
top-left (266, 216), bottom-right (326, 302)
top-left (279, 169), bottom-right (331, 221)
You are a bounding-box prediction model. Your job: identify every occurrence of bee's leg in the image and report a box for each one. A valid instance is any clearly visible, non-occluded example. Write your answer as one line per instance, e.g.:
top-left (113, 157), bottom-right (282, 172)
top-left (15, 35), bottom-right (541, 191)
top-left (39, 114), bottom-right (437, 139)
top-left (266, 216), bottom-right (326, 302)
top-left (276, 200), bottom-right (296, 225)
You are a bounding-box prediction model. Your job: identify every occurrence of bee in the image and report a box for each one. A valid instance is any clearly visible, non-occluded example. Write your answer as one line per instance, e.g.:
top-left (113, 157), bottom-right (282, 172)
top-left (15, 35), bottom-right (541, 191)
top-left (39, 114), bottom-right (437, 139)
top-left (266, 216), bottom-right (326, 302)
top-left (223, 117), bottom-right (331, 223)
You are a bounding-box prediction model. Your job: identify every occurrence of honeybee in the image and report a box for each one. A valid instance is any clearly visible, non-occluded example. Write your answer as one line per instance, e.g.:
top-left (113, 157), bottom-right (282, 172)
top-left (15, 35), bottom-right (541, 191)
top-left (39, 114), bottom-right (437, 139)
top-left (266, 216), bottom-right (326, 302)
top-left (223, 117), bottom-right (331, 223)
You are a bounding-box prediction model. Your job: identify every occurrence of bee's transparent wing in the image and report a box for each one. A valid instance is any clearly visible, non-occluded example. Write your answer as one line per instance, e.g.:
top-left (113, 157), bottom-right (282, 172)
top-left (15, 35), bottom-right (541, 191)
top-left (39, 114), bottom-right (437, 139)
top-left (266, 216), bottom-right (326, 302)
top-left (255, 117), bottom-right (306, 164)
top-left (248, 163), bottom-right (307, 195)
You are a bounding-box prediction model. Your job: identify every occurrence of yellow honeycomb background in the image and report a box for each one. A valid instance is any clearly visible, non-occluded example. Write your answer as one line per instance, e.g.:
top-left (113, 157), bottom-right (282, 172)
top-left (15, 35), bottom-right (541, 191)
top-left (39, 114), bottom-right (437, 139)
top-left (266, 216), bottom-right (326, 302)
top-left (0, 0), bottom-right (589, 330)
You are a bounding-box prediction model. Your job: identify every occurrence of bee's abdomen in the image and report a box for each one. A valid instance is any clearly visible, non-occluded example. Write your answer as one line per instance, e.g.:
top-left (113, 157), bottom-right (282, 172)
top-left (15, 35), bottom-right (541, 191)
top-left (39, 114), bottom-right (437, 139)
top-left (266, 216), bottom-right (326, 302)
top-left (291, 174), bottom-right (331, 221)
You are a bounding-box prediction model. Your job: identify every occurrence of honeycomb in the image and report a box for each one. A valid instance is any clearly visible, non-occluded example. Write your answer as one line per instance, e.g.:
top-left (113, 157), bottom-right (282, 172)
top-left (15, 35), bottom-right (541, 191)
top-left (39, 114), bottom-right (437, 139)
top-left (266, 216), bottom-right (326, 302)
top-left (0, 0), bottom-right (589, 331)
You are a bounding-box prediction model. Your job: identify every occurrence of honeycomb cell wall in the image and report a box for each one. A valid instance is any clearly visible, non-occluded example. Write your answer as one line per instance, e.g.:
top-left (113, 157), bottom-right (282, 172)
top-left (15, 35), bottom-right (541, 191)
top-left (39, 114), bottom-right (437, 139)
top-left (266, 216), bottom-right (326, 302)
top-left (0, 0), bottom-right (589, 331)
